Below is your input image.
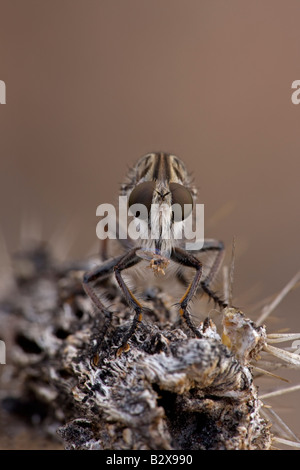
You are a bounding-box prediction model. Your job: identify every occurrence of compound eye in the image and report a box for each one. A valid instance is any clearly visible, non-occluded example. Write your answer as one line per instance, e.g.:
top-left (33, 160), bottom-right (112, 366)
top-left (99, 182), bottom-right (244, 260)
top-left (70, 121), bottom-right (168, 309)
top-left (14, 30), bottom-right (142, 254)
top-left (128, 181), bottom-right (155, 219)
top-left (170, 183), bottom-right (193, 221)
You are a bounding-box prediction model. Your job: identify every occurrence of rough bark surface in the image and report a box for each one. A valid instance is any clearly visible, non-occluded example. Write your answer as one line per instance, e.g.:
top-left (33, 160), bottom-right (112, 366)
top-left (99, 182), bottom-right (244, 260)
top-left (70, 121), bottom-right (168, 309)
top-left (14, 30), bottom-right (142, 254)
top-left (0, 243), bottom-right (272, 450)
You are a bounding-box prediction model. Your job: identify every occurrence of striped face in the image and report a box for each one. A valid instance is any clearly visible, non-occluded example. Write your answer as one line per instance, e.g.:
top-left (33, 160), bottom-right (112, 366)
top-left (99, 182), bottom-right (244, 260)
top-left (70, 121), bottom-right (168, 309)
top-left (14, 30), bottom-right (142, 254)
top-left (121, 153), bottom-right (197, 255)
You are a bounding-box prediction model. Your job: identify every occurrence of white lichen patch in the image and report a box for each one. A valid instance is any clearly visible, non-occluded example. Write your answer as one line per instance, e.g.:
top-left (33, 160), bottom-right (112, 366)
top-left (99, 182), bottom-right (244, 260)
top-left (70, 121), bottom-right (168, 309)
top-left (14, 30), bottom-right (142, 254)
top-left (222, 307), bottom-right (267, 364)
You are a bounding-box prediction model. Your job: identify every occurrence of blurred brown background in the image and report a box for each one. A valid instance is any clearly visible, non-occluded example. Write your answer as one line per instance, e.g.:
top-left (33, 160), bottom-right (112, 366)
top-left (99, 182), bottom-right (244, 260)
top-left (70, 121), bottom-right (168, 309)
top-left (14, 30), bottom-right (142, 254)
top-left (0, 0), bottom-right (300, 446)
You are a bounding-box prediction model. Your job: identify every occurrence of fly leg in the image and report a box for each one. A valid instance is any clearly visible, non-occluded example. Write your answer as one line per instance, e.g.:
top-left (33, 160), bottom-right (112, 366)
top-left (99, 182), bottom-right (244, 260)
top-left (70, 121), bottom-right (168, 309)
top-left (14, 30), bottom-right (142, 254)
top-left (176, 239), bottom-right (227, 308)
top-left (83, 248), bottom-right (143, 359)
top-left (83, 254), bottom-right (126, 364)
top-left (113, 249), bottom-right (145, 355)
top-left (171, 247), bottom-right (204, 338)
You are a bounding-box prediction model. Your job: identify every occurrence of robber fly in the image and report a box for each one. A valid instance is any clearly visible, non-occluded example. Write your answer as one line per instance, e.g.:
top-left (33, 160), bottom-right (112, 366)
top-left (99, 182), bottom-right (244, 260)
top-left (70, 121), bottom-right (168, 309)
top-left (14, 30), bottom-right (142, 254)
top-left (83, 152), bottom-right (227, 356)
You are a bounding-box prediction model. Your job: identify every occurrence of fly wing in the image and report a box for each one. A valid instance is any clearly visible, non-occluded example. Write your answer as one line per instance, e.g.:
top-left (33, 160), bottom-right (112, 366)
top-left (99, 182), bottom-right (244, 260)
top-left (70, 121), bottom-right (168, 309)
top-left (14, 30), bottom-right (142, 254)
top-left (136, 249), bottom-right (155, 261)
